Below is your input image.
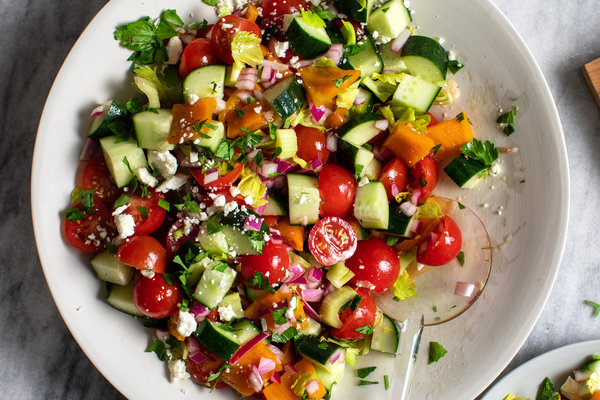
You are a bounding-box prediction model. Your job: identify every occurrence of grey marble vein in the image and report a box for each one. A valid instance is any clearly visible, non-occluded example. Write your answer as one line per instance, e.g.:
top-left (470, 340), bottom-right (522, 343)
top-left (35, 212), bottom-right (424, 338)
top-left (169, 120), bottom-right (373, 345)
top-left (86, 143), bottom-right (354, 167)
top-left (1, 0), bottom-right (599, 399)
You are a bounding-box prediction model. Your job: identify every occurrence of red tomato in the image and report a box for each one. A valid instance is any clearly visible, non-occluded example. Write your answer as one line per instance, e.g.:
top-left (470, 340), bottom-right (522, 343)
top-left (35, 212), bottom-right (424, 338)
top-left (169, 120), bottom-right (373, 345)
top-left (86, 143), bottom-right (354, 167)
top-left (239, 241), bottom-right (290, 286)
top-left (261, 0), bottom-right (310, 29)
top-left (64, 200), bottom-right (116, 254)
top-left (186, 344), bottom-right (226, 387)
top-left (82, 156), bottom-right (119, 207)
top-left (378, 158), bottom-right (409, 201)
top-left (190, 163), bottom-right (243, 190)
top-left (133, 274), bottom-right (182, 319)
top-left (330, 288), bottom-right (377, 340)
top-left (295, 125), bottom-right (329, 165)
top-left (117, 235), bottom-right (167, 274)
top-left (165, 217), bottom-right (201, 258)
top-left (308, 217), bottom-right (357, 266)
top-left (417, 216), bottom-right (462, 266)
top-left (118, 191), bottom-right (167, 235)
top-left (211, 15), bottom-right (262, 65)
top-left (426, 112), bottom-right (438, 127)
top-left (179, 38), bottom-right (221, 78)
top-left (409, 155), bottom-right (439, 200)
top-left (346, 238), bottom-right (400, 293)
top-left (318, 164), bottom-right (357, 218)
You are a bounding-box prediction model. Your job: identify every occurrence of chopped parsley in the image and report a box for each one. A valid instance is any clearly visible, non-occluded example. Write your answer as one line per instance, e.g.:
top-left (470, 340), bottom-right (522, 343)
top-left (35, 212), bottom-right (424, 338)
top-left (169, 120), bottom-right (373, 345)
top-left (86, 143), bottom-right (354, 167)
top-left (432, 143), bottom-right (442, 155)
top-left (65, 208), bottom-right (86, 221)
top-left (333, 75), bottom-right (353, 88)
top-left (341, 295), bottom-right (362, 312)
top-left (271, 326), bottom-right (298, 343)
top-left (456, 251), bottom-right (465, 266)
top-left (158, 198), bottom-right (170, 211)
top-left (584, 300), bottom-right (600, 318)
top-left (428, 341), bottom-right (448, 364)
top-left (419, 176), bottom-right (428, 188)
top-left (496, 106), bottom-right (518, 136)
top-left (448, 59), bottom-right (464, 74)
top-left (272, 308), bottom-right (288, 325)
top-left (136, 206), bottom-right (148, 218)
top-left (384, 375), bottom-right (390, 390)
top-left (234, 109), bottom-right (244, 118)
top-left (538, 377), bottom-right (560, 400)
top-left (356, 366), bottom-right (376, 379)
top-left (357, 380), bottom-right (379, 386)
top-left (215, 132), bottom-right (263, 161)
top-left (188, 19), bottom-right (208, 31)
top-left (457, 201), bottom-right (466, 210)
top-left (354, 325), bottom-right (374, 335)
top-left (460, 138), bottom-right (499, 167)
top-left (207, 362), bottom-right (231, 392)
top-left (145, 339), bottom-right (168, 361)
top-left (247, 271), bottom-right (275, 294)
top-left (114, 194), bottom-right (130, 209)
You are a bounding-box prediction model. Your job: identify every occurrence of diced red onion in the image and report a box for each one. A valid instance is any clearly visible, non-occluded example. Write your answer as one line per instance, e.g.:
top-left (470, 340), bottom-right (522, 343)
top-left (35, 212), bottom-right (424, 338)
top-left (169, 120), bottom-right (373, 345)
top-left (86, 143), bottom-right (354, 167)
top-left (230, 332), bottom-right (269, 364)
top-left (286, 262), bottom-right (306, 282)
top-left (306, 379), bottom-right (320, 395)
top-left (454, 281), bottom-right (476, 297)
top-left (236, 90), bottom-right (254, 102)
top-left (79, 138), bottom-right (99, 161)
top-left (302, 288), bottom-right (324, 302)
top-left (185, 336), bottom-right (201, 353)
top-left (400, 201), bottom-right (418, 217)
top-left (155, 328), bottom-right (170, 342)
top-left (409, 219), bottom-right (422, 234)
top-left (263, 109), bottom-right (275, 121)
top-left (574, 369), bottom-right (591, 382)
top-left (253, 90), bottom-right (264, 100)
top-left (411, 188), bottom-right (423, 205)
top-left (89, 105), bottom-right (105, 118)
top-left (323, 43), bottom-right (344, 65)
top-left (261, 162), bottom-right (279, 177)
top-left (330, 348), bottom-right (345, 364)
top-left (274, 322), bottom-right (291, 335)
top-left (307, 267), bottom-right (323, 283)
top-left (275, 158), bottom-right (294, 174)
top-left (263, 59), bottom-right (289, 71)
top-left (354, 90), bottom-right (368, 105)
top-left (190, 302), bottom-right (210, 322)
top-left (244, 214), bottom-right (263, 231)
top-left (390, 28), bottom-right (412, 53)
top-left (310, 103), bottom-right (332, 125)
top-left (180, 33), bottom-right (195, 45)
top-left (298, 58), bottom-right (316, 67)
top-left (267, 344), bottom-right (285, 363)
top-left (249, 365), bottom-right (264, 392)
top-left (285, 364), bottom-right (298, 375)
top-left (258, 357), bottom-right (277, 375)
top-left (270, 371), bottom-right (282, 384)
top-left (291, 277), bottom-right (308, 286)
top-left (237, 76), bottom-right (257, 91)
top-left (326, 135), bottom-right (338, 152)
top-left (323, 282), bottom-right (336, 297)
top-left (247, 149), bottom-right (259, 160)
top-left (303, 302), bottom-right (321, 322)
top-left (261, 65), bottom-right (274, 85)
top-left (203, 168), bottom-right (219, 184)
top-left (391, 183), bottom-right (400, 198)
top-left (214, 97), bottom-right (226, 113)
top-left (372, 143), bottom-right (394, 162)
top-left (205, 27), bottom-right (213, 41)
top-left (375, 119), bottom-right (389, 131)
top-left (270, 235), bottom-right (283, 245)
top-left (310, 157), bottom-right (323, 170)
top-left (190, 351), bottom-right (208, 364)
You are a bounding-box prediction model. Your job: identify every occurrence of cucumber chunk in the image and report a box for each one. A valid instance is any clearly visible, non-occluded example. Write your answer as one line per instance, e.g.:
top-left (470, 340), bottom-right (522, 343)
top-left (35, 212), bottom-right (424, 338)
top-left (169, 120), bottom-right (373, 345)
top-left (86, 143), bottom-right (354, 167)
top-left (99, 135), bottom-right (148, 188)
top-left (217, 292), bottom-right (245, 321)
top-left (88, 100), bottom-right (129, 139)
top-left (371, 314), bottom-right (399, 353)
top-left (195, 319), bottom-right (260, 362)
top-left (183, 65), bottom-right (226, 102)
top-left (336, 139), bottom-right (374, 178)
top-left (194, 120), bottom-right (225, 152)
top-left (379, 41), bottom-right (409, 73)
top-left (384, 204), bottom-right (415, 237)
top-left (263, 191), bottom-right (287, 216)
top-left (337, 112), bottom-right (383, 147)
top-left (295, 336), bottom-right (344, 369)
top-left (275, 128), bottom-right (298, 160)
top-left (340, 35), bottom-right (383, 78)
top-left (285, 15), bottom-right (332, 59)
top-left (401, 35), bottom-right (449, 82)
top-left (367, 0), bottom-right (412, 39)
top-left (193, 264), bottom-right (237, 309)
top-left (443, 155), bottom-right (488, 188)
top-left (336, 0), bottom-right (375, 23)
top-left (263, 77), bottom-right (306, 120)
top-left (392, 74), bottom-right (441, 113)
top-left (133, 109), bottom-right (174, 151)
top-left (354, 180), bottom-right (389, 229)
top-left (106, 277), bottom-right (143, 317)
top-left (287, 173), bottom-right (320, 226)
top-left (91, 251), bottom-right (134, 285)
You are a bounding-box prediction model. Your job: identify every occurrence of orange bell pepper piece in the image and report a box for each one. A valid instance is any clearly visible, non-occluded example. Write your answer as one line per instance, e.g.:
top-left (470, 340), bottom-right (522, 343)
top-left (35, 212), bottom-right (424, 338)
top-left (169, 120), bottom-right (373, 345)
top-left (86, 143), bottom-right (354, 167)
top-left (324, 107), bottom-right (348, 129)
top-left (383, 123), bottom-right (435, 167)
top-left (263, 370), bottom-right (298, 400)
top-left (426, 113), bottom-right (474, 161)
top-left (225, 100), bottom-right (275, 139)
top-left (293, 358), bottom-right (327, 399)
top-left (275, 218), bottom-right (305, 252)
top-left (244, 3), bottom-right (259, 22)
top-left (298, 65), bottom-right (360, 107)
top-left (245, 288), bottom-right (293, 320)
top-left (168, 97), bottom-right (217, 144)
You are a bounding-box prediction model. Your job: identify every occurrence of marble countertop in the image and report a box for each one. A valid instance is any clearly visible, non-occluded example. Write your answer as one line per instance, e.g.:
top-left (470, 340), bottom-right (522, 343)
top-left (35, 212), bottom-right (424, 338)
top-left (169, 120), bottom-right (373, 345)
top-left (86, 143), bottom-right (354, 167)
top-left (1, 0), bottom-right (599, 399)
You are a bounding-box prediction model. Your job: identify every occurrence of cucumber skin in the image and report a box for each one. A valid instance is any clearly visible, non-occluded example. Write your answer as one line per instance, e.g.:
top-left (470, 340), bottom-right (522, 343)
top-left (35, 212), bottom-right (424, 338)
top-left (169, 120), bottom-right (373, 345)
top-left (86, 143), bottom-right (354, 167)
top-left (336, 112), bottom-right (383, 138)
top-left (336, 0), bottom-right (373, 23)
top-left (88, 100), bottom-right (129, 139)
top-left (443, 155), bottom-right (488, 188)
top-left (195, 319), bottom-right (240, 361)
top-left (383, 204), bottom-right (414, 237)
top-left (286, 19), bottom-right (331, 59)
top-left (401, 35), bottom-right (449, 80)
top-left (295, 336), bottom-right (342, 366)
top-left (265, 78), bottom-right (306, 120)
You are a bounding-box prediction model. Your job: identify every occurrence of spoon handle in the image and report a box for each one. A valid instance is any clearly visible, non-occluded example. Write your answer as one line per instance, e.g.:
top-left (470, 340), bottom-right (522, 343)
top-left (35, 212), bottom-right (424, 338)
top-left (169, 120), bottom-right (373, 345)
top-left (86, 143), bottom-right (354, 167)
top-left (387, 313), bottom-right (424, 400)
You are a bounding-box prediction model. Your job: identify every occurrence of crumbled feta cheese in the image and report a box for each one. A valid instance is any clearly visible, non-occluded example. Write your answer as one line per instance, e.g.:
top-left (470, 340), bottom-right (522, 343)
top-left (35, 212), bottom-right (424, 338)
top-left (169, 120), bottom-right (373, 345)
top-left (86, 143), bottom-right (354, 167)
top-left (213, 195), bottom-right (226, 207)
top-left (156, 173), bottom-right (188, 193)
top-left (273, 41), bottom-right (289, 58)
top-left (371, 31), bottom-right (380, 39)
top-left (166, 36), bottom-right (183, 65)
top-left (168, 360), bottom-right (190, 382)
top-left (222, 23), bottom-right (234, 29)
top-left (244, 195), bottom-right (254, 205)
top-left (229, 186), bottom-right (241, 197)
top-left (183, 217), bottom-right (200, 235)
top-left (224, 201), bottom-right (238, 214)
top-left (148, 150), bottom-right (178, 178)
top-left (490, 162), bottom-right (501, 176)
top-left (198, 212), bottom-right (209, 221)
top-left (112, 204), bottom-right (129, 216)
top-left (114, 213), bottom-right (135, 240)
top-left (135, 168), bottom-right (158, 188)
top-left (186, 94), bottom-right (199, 105)
top-left (235, 0), bottom-right (249, 10)
top-left (176, 311), bottom-right (197, 337)
top-left (218, 305), bottom-right (236, 321)
top-left (358, 176), bottom-right (370, 187)
top-left (189, 151), bottom-right (199, 163)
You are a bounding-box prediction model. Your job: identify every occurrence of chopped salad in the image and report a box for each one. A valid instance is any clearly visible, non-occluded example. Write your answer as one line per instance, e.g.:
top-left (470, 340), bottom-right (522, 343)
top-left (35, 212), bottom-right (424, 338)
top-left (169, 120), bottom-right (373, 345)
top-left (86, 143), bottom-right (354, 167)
top-left (63, 0), bottom-right (502, 398)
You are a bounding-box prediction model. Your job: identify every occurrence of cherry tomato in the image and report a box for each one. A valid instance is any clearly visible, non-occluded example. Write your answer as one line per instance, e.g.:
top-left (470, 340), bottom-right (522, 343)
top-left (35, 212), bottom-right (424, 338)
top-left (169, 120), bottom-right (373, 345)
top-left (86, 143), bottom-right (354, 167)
top-left (119, 191), bottom-right (167, 235)
top-left (308, 217), bottom-right (357, 266)
top-left (378, 158), bottom-right (409, 201)
top-left (417, 216), bottom-right (462, 266)
top-left (190, 163), bottom-right (244, 190)
top-left (426, 112), bottom-right (438, 127)
top-left (330, 288), bottom-right (377, 340)
top-left (409, 155), bottom-right (439, 200)
top-left (133, 274), bottom-right (182, 319)
top-left (187, 344), bottom-right (226, 387)
top-left (81, 156), bottom-right (119, 207)
top-left (64, 200), bottom-right (116, 254)
top-left (179, 38), bottom-right (221, 78)
top-left (211, 15), bottom-right (262, 65)
top-left (165, 217), bottom-right (201, 258)
top-left (346, 238), bottom-right (400, 293)
top-left (117, 235), bottom-right (167, 274)
top-left (318, 164), bottom-right (357, 218)
top-left (261, 0), bottom-right (310, 29)
top-left (239, 241), bottom-right (290, 286)
top-left (295, 125), bottom-right (329, 165)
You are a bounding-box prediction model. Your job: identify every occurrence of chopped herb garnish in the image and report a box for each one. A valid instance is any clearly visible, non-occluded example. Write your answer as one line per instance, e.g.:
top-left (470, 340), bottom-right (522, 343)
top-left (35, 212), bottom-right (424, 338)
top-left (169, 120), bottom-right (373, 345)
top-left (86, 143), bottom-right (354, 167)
top-left (207, 362), bottom-right (231, 392)
top-left (538, 377), bottom-right (560, 400)
top-left (177, 298), bottom-right (190, 312)
top-left (356, 366), bottom-right (376, 379)
top-left (354, 325), bottom-right (374, 335)
top-left (496, 106), bottom-right (518, 136)
top-left (585, 300), bottom-right (600, 318)
top-left (215, 132), bottom-right (263, 161)
top-left (419, 176), bottom-right (428, 188)
top-left (271, 326), bottom-right (298, 343)
top-left (448, 60), bottom-right (464, 74)
top-left (125, 97), bottom-right (144, 114)
top-left (460, 138), bottom-right (499, 167)
top-left (318, 342), bottom-right (329, 349)
top-left (457, 201), bottom-right (465, 210)
top-left (457, 251), bottom-right (465, 266)
top-left (384, 375), bottom-right (390, 390)
top-left (123, 156), bottom-right (133, 174)
top-left (334, 75), bottom-right (352, 88)
top-left (158, 198), bottom-right (170, 211)
top-left (247, 271), bottom-right (275, 294)
top-left (272, 147), bottom-right (283, 159)
top-left (206, 220), bottom-right (224, 235)
top-left (341, 295), bottom-right (362, 312)
top-left (283, 118), bottom-right (291, 129)
top-left (272, 308), bottom-right (287, 325)
top-left (210, 80), bottom-right (217, 93)
top-left (201, 0), bottom-right (219, 6)
top-left (136, 206), bottom-right (148, 218)
top-left (140, 184), bottom-right (150, 199)
top-left (432, 143), bottom-right (442, 155)
top-left (234, 109), bottom-right (244, 118)
top-left (358, 380), bottom-right (379, 386)
top-left (65, 208), bottom-right (86, 221)
top-left (314, 6), bottom-right (336, 19)
top-left (114, 194), bottom-right (131, 209)
top-left (432, 305), bottom-right (438, 312)
top-left (245, 96), bottom-right (258, 104)
top-left (212, 262), bottom-right (229, 272)
top-left (145, 339), bottom-right (168, 361)
top-left (428, 342), bottom-right (448, 364)
top-left (104, 241), bottom-right (119, 253)
top-left (188, 19), bottom-right (208, 31)
top-left (382, 6), bottom-right (390, 12)
top-left (386, 236), bottom-right (401, 246)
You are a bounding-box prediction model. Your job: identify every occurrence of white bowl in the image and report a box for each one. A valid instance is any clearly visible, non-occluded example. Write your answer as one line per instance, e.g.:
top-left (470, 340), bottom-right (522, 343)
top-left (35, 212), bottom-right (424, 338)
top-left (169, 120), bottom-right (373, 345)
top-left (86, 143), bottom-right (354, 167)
top-left (31, 0), bottom-right (569, 399)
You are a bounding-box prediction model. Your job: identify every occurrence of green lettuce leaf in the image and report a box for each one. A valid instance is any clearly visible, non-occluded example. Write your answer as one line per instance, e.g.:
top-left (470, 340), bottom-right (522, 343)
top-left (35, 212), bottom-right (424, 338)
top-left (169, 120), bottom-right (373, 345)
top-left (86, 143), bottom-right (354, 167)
top-left (230, 31), bottom-right (264, 69)
top-left (392, 271), bottom-right (418, 301)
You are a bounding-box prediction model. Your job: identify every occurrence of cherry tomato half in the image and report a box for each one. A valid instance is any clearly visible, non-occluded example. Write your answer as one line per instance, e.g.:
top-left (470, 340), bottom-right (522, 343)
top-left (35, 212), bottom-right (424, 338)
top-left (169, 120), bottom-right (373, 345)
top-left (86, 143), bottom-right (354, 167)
top-left (165, 217), bottom-right (201, 258)
top-left (64, 200), bottom-right (116, 254)
top-left (117, 235), bottom-right (167, 274)
top-left (416, 216), bottom-right (462, 266)
top-left (426, 112), bottom-right (438, 127)
top-left (409, 155), bottom-right (439, 201)
top-left (261, 0), bottom-right (310, 29)
top-left (318, 164), bottom-right (357, 218)
top-left (190, 162), bottom-right (244, 190)
top-left (378, 158), bottom-right (409, 201)
top-left (120, 191), bottom-right (167, 235)
top-left (186, 343), bottom-right (226, 387)
top-left (211, 15), bottom-right (262, 65)
top-left (133, 274), bottom-right (182, 319)
top-left (239, 241), bottom-right (290, 286)
top-left (179, 38), bottom-right (221, 78)
top-left (308, 217), bottom-right (357, 266)
top-left (295, 125), bottom-right (329, 166)
top-left (346, 238), bottom-right (400, 293)
top-left (82, 156), bottom-right (119, 207)
top-left (330, 288), bottom-right (377, 341)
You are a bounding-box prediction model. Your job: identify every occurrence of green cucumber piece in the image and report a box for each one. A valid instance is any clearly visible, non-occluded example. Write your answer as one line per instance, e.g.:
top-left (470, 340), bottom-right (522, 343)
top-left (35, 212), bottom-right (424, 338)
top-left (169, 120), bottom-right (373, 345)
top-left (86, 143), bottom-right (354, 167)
top-left (363, 157), bottom-right (382, 180)
top-left (199, 232), bottom-right (230, 255)
top-left (295, 336), bottom-right (344, 369)
top-left (367, 0), bottom-right (412, 39)
top-left (341, 35), bottom-right (383, 78)
top-left (225, 64), bottom-right (243, 88)
top-left (88, 100), bottom-right (129, 139)
top-left (443, 155), bottom-right (488, 188)
top-left (194, 120), bottom-right (225, 152)
top-left (285, 15), bottom-right (332, 59)
top-left (133, 109), bottom-right (174, 151)
top-left (183, 65), bottom-right (226, 102)
top-left (313, 359), bottom-right (346, 390)
top-left (336, 0), bottom-right (375, 23)
top-left (195, 319), bottom-right (260, 361)
top-left (99, 135), bottom-right (148, 188)
top-left (246, 287), bottom-right (266, 302)
top-left (106, 278), bottom-right (143, 317)
top-left (392, 73), bottom-right (441, 113)
top-left (336, 139), bottom-right (374, 178)
top-left (337, 112), bottom-right (383, 147)
top-left (217, 292), bottom-right (245, 320)
top-left (347, 88), bottom-right (375, 120)
top-left (371, 314), bottom-right (399, 354)
top-left (401, 35), bottom-right (449, 82)
top-left (384, 203), bottom-right (415, 237)
top-left (91, 251), bottom-right (134, 285)
top-left (287, 173), bottom-right (320, 226)
top-left (354, 180), bottom-right (389, 229)
top-left (379, 41), bottom-right (410, 73)
top-left (263, 191), bottom-right (286, 216)
top-left (193, 264), bottom-right (237, 309)
top-left (326, 261), bottom-right (355, 289)
top-left (263, 77), bottom-right (306, 120)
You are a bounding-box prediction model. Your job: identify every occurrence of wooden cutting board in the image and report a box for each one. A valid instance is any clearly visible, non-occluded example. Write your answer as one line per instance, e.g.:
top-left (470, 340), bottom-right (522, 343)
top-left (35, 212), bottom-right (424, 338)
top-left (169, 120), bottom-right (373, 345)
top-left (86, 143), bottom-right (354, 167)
top-left (582, 58), bottom-right (600, 110)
